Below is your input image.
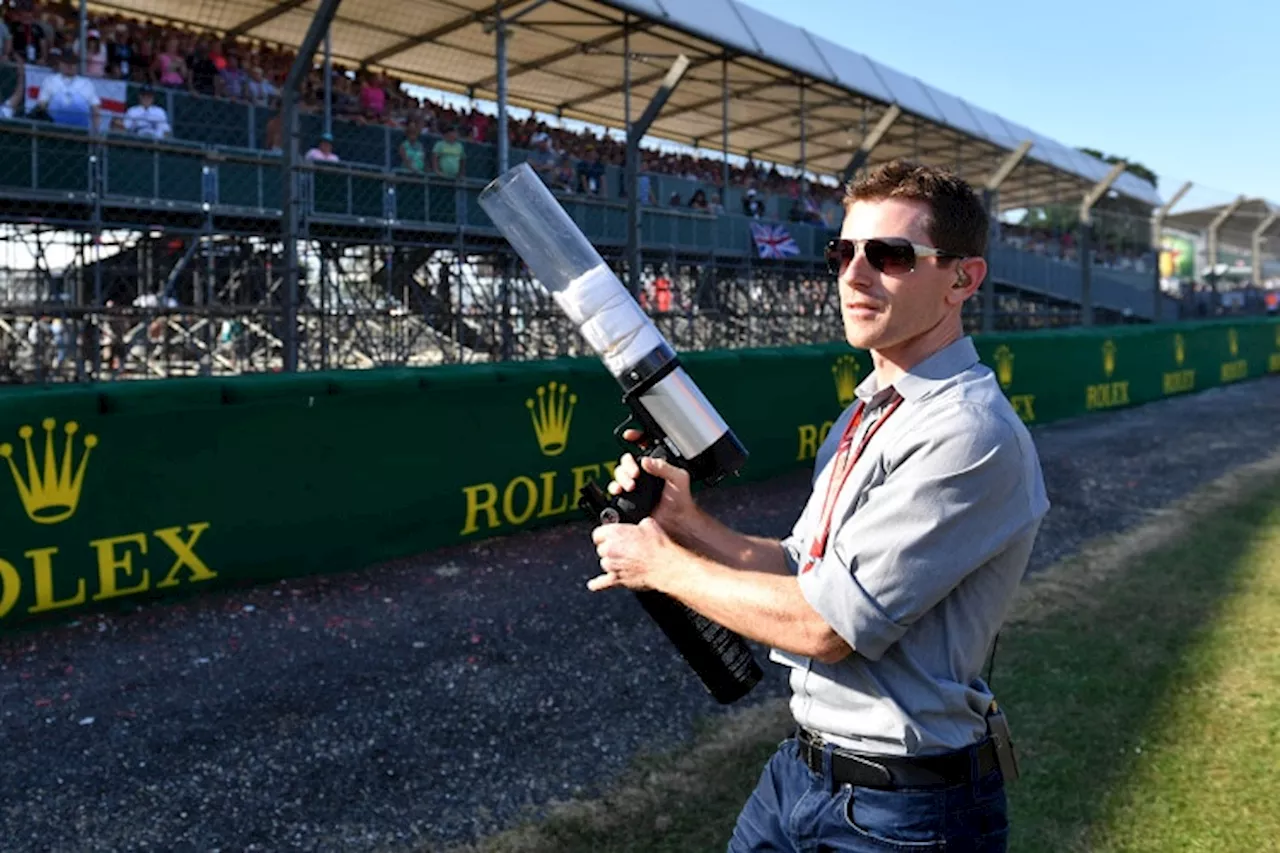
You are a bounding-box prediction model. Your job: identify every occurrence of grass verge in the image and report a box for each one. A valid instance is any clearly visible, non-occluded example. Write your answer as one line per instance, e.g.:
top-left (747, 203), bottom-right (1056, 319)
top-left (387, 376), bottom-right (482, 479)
top-left (445, 452), bottom-right (1280, 853)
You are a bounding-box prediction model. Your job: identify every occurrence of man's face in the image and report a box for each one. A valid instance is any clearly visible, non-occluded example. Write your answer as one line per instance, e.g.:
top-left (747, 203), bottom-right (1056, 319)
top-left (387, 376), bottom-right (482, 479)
top-left (837, 198), bottom-right (961, 352)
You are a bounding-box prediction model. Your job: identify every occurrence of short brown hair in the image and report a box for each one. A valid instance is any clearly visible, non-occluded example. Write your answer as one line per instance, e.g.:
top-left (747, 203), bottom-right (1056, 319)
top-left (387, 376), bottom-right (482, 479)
top-left (844, 160), bottom-right (988, 259)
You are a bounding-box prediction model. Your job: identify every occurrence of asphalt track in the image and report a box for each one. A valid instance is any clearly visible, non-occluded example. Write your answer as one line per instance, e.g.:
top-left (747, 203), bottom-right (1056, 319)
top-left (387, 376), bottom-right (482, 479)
top-left (2, 374), bottom-right (1279, 852)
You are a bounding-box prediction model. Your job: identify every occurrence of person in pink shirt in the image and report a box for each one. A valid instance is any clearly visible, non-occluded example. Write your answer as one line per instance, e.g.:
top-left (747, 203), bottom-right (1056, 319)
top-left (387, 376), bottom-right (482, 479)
top-left (359, 73), bottom-right (385, 120)
top-left (151, 36), bottom-right (185, 88)
top-left (80, 30), bottom-right (107, 78)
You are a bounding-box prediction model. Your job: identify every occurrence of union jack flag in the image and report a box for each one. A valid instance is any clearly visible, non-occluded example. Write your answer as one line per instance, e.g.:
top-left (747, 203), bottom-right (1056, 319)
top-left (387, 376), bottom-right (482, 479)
top-left (749, 222), bottom-right (801, 259)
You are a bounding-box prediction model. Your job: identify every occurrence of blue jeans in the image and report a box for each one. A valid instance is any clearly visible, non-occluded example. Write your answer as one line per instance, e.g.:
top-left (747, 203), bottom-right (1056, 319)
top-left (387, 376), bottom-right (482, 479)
top-left (727, 736), bottom-right (1008, 852)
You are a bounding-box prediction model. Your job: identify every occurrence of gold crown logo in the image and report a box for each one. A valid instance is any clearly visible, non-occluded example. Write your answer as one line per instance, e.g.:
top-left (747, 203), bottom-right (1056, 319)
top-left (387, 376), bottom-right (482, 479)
top-left (1102, 339), bottom-right (1117, 378)
top-left (1228, 328), bottom-right (1239, 358)
top-left (993, 345), bottom-right (1015, 389)
top-left (1, 418), bottom-right (98, 525)
top-left (1174, 333), bottom-right (1186, 367)
top-left (831, 355), bottom-right (861, 407)
top-left (526, 381), bottom-right (577, 457)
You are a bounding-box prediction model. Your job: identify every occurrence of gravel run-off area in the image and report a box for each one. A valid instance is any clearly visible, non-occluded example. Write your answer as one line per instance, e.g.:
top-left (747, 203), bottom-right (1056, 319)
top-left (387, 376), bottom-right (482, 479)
top-left (2, 374), bottom-right (1278, 852)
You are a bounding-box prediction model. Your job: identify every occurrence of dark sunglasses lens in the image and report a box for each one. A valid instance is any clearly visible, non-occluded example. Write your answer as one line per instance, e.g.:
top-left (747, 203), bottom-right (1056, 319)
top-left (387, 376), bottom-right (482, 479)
top-left (826, 240), bottom-right (853, 275)
top-left (866, 239), bottom-right (916, 275)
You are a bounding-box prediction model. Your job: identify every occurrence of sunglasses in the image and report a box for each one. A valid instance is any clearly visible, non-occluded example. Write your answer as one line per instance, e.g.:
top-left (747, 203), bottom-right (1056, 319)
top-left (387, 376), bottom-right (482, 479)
top-left (825, 238), bottom-right (966, 277)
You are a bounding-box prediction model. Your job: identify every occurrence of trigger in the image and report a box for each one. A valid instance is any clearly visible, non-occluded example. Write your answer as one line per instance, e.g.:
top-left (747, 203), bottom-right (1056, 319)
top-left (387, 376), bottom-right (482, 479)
top-left (613, 416), bottom-right (648, 450)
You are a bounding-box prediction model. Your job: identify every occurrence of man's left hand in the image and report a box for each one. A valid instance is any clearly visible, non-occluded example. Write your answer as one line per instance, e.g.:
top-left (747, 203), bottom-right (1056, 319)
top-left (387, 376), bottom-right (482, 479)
top-left (588, 517), bottom-right (677, 592)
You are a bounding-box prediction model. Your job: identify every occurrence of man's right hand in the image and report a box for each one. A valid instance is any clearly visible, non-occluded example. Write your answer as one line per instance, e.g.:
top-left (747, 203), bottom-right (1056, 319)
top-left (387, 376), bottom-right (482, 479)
top-left (607, 428), bottom-right (701, 542)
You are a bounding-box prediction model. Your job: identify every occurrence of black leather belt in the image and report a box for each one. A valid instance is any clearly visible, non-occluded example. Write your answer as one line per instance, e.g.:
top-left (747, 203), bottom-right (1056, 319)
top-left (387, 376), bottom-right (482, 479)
top-left (795, 727), bottom-right (1000, 790)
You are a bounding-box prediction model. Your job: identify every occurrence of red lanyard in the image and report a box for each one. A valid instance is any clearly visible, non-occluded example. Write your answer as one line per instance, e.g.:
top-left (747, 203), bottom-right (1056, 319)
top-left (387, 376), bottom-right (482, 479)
top-left (801, 391), bottom-right (904, 574)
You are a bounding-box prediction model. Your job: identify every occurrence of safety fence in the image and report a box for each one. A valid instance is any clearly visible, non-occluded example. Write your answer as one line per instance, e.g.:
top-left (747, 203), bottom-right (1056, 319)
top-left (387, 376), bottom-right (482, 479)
top-left (1, 317), bottom-right (1276, 631)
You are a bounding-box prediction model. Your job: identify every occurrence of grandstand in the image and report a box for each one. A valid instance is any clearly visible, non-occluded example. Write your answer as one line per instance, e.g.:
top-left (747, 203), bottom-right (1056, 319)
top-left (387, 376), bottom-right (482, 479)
top-left (0, 0), bottom-right (1275, 383)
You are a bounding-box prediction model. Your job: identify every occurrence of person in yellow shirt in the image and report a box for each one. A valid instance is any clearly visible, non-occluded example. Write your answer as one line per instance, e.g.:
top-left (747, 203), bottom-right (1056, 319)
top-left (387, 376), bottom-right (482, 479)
top-left (432, 125), bottom-right (466, 180)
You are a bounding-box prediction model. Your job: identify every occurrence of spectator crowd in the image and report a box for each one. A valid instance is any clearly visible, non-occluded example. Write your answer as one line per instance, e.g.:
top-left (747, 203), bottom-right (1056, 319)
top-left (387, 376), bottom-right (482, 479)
top-left (0, 0), bottom-right (842, 223)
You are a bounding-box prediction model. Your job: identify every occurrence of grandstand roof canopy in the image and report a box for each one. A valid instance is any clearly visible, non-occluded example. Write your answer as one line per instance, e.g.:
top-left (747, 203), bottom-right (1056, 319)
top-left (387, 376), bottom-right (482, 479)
top-left (97, 0), bottom-right (1164, 209)
top-left (1164, 197), bottom-right (1280, 252)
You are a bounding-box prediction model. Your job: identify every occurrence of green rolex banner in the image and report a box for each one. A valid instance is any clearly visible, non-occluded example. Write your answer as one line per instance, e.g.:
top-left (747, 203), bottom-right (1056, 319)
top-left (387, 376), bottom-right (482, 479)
top-left (0, 318), bottom-right (1276, 631)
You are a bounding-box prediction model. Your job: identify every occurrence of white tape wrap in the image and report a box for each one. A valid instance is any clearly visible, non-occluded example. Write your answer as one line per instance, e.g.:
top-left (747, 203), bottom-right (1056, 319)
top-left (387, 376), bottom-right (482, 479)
top-left (552, 264), bottom-right (665, 375)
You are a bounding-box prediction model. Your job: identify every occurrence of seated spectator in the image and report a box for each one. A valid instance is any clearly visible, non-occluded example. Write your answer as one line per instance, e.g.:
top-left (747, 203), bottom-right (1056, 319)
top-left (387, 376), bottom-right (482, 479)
top-left (526, 132), bottom-right (558, 184)
top-left (79, 29), bottom-right (107, 78)
top-left (151, 36), bottom-right (186, 88)
top-left (553, 154), bottom-right (576, 192)
top-left (106, 24), bottom-right (134, 80)
top-left (122, 84), bottom-right (170, 138)
top-left (689, 188), bottom-right (709, 212)
top-left (742, 187), bottom-right (764, 218)
top-left (245, 65), bottom-right (277, 108)
top-left (635, 172), bottom-right (656, 205)
top-left (36, 49), bottom-right (100, 131)
top-left (576, 146), bottom-right (605, 195)
top-left (305, 133), bottom-right (338, 162)
top-left (217, 54), bottom-right (248, 100)
top-left (399, 118), bottom-right (426, 173)
top-left (709, 192), bottom-right (725, 215)
top-left (331, 74), bottom-right (361, 120)
top-left (431, 125), bottom-right (465, 180)
top-left (8, 6), bottom-right (49, 65)
top-left (358, 72), bottom-right (386, 122)
top-left (208, 40), bottom-right (228, 73)
top-left (186, 41), bottom-right (218, 96)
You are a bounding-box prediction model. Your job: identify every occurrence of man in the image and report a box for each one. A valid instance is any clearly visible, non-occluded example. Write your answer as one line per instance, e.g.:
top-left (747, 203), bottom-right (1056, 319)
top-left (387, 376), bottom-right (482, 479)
top-left (122, 84), bottom-right (170, 139)
top-left (590, 159), bottom-right (1049, 851)
top-left (432, 125), bottom-right (465, 180)
top-left (575, 145), bottom-right (605, 196)
top-left (526, 131), bottom-right (558, 185)
top-left (36, 48), bottom-right (101, 131)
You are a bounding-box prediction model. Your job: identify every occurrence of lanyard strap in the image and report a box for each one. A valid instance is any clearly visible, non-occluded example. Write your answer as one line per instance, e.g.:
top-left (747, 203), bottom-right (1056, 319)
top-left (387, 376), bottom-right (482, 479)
top-left (801, 391), bottom-right (904, 574)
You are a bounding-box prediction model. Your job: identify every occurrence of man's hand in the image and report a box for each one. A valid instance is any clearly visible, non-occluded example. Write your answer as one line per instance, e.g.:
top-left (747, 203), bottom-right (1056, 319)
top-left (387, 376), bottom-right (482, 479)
top-left (588, 517), bottom-right (677, 592)
top-left (608, 429), bottom-right (701, 544)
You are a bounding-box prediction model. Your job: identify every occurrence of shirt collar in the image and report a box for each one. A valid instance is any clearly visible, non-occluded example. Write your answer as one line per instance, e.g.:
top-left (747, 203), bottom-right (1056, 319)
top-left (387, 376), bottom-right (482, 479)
top-left (852, 336), bottom-right (980, 406)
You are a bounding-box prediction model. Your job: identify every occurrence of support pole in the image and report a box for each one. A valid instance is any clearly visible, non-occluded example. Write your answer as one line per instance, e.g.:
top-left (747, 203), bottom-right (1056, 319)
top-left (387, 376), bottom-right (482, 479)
top-left (323, 27), bottom-right (332, 137)
top-left (1207, 195), bottom-right (1246, 286)
top-left (984, 140), bottom-right (1032, 195)
top-left (281, 0), bottom-right (343, 372)
top-left (841, 104), bottom-right (900, 184)
top-left (1150, 180), bottom-right (1191, 321)
top-left (495, 2), bottom-right (509, 175)
top-left (1078, 160), bottom-right (1127, 326)
top-left (721, 54), bottom-right (730, 192)
top-left (79, 0), bottom-right (87, 77)
top-left (623, 17), bottom-right (631, 140)
top-left (798, 79), bottom-right (807, 197)
top-left (979, 140), bottom-right (1032, 333)
top-left (1251, 210), bottom-right (1277, 289)
top-left (627, 54), bottom-right (690, 296)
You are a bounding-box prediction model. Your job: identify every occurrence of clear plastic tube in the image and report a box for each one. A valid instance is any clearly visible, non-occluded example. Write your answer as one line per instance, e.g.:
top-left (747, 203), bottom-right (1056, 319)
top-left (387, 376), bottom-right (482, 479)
top-left (478, 163), bottom-right (664, 376)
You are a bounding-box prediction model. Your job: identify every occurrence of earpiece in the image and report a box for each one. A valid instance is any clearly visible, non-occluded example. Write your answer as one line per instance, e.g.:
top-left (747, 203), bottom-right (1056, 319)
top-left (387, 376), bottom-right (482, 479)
top-left (953, 268), bottom-right (969, 289)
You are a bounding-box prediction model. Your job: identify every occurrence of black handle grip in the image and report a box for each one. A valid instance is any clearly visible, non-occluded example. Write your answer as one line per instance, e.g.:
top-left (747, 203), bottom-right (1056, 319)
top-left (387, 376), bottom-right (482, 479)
top-left (611, 446), bottom-right (667, 524)
top-left (576, 438), bottom-right (762, 705)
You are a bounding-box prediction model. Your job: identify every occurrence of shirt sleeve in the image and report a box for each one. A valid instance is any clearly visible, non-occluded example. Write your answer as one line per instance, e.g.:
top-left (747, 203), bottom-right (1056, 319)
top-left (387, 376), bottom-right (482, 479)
top-left (797, 403), bottom-right (1040, 661)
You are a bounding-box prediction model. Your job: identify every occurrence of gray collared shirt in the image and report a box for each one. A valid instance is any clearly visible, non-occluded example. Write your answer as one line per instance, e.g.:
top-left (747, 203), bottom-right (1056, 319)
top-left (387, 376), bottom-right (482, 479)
top-left (773, 336), bottom-right (1049, 756)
